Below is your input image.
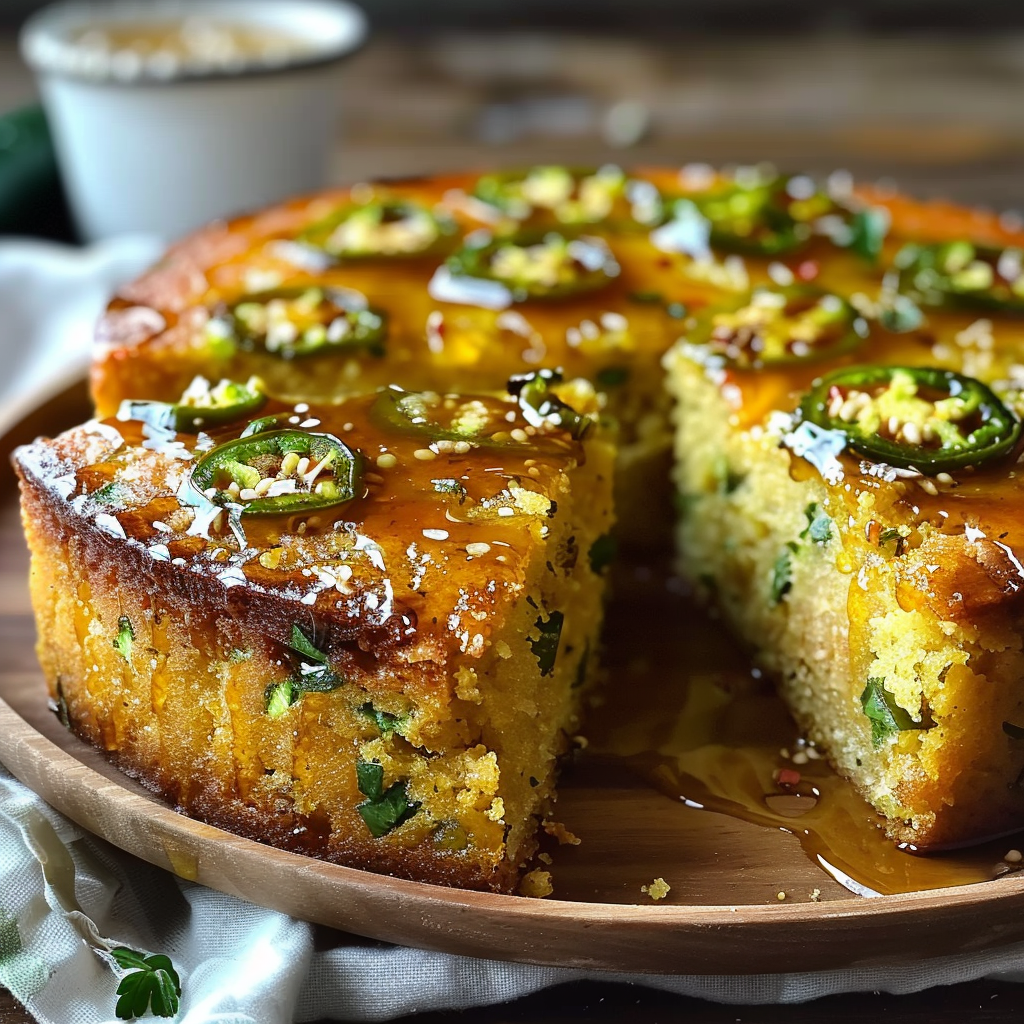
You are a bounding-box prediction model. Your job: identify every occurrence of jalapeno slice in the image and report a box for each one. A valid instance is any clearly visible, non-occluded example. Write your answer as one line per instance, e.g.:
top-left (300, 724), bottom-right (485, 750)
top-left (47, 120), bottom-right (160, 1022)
top-left (659, 173), bottom-right (886, 259)
top-left (300, 198), bottom-right (456, 259)
top-left (119, 377), bottom-right (267, 433)
top-left (506, 368), bottom-right (593, 440)
top-left (689, 286), bottom-right (868, 370)
top-left (190, 429), bottom-right (363, 515)
top-left (370, 372), bottom-right (593, 446)
top-left (892, 241), bottom-right (1024, 314)
top-left (438, 230), bottom-right (619, 305)
top-left (472, 165), bottom-right (663, 230)
top-left (799, 366), bottom-right (1022, 472)
top-left (207, 286), bottom-right (387, 360)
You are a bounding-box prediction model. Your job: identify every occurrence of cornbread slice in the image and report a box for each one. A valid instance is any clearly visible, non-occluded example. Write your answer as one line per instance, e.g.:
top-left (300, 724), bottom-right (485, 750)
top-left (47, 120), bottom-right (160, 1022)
top-left (666, 285), bottom-right (1024, 848)
top-left (14, 375), bottom-right (614, 891)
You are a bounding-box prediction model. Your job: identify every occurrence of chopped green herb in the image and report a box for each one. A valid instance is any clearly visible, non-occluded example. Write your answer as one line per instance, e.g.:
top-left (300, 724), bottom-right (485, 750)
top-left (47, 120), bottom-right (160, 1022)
top-left (359, 702), bottom-right (407, 736)
top-left (265, 680), bottom-right (299, 720)
top-left (285, 625), bottom-right (344, 693)
top-left (113, 616), bottom-right (134, 661)
top-left (530, 610), bottom-right (564, 676)
top-left (1004, 721), bottom-right (1024, 740)
top-left (588, 533), bottom-right (617, 574)
top-left (860, 676), bottom-right (929, 747)
top-left (110, 947), bottom-right (181, 1021)
top-left (628, 290), bottom-right (663, 304)
top-left (800, 503), bottom-right (833, 544)
top-left (712, 454), bottom-right (745, 495)
top-left (878, 528), bottom-right (901, 545)
top-left (770, 551), bottom-right (792, 604)
top-left (595, 366), bottom-right (630, 388)
top-left (355, 759), bottom-right (420, 837)
top-left (431, 478), bottom-right (468, 503)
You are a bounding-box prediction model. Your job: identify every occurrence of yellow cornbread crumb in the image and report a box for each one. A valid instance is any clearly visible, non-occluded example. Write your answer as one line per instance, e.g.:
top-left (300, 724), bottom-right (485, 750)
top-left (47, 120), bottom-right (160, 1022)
top-left (641, 877), bottom-right (671, 901)
top-left (543, 820), bottom-right (581, 845)
top-left (519, 869), bottom-right (553, 898)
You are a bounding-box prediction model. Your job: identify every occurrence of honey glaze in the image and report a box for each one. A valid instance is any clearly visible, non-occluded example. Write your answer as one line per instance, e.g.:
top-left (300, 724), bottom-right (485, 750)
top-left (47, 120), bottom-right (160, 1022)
top-left (545, 561), bottom-right (1024, 905)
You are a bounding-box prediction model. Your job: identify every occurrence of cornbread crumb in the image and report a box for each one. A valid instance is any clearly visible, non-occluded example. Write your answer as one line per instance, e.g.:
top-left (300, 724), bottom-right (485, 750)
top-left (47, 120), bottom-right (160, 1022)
top-left (776, 891), bottom-right (786, 901)
top-left (454, 665), bottom-right (482, 702)
top-left (519, 869), bottom-right (553, 898)
top-left (641, 877), bottom-right (671, 901)
top-left (538, 852), bottom-right (553, 865)
top-left (543, 820), bottom-right (581, 846)
top-left (810, 888), bottom-right (821, 902)
top-left (495, 641), bottom-right (513, 659)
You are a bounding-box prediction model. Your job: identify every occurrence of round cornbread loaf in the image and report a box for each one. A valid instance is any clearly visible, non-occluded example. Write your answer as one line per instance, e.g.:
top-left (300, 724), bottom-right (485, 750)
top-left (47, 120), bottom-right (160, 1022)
top-left (20, 164), bottom-right (1024, 890)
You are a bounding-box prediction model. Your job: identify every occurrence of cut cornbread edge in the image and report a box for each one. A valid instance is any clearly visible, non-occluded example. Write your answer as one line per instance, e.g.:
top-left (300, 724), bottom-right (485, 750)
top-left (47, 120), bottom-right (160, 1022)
top-left (664, 344), bottom-right (1024, 848)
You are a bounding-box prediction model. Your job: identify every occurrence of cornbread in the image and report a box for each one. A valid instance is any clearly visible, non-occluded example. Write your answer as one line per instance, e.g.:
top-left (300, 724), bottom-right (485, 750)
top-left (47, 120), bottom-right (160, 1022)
top-left (14, 379), bottom-right (614, 891)
top-left (666, 280), bottom-right (1024, 848)
top-left (22, 162), bottom-right (1024, 885)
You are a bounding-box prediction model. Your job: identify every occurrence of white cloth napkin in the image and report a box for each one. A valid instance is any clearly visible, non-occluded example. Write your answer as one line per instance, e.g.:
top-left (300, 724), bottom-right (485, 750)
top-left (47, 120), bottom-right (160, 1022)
top-left (5, 237), bottom-right (1024, 1023)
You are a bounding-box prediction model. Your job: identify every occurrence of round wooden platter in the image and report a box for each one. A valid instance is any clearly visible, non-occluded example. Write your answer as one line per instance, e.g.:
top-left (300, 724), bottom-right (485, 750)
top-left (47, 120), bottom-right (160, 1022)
top-left (6, 378), bottom-right (1024, 976)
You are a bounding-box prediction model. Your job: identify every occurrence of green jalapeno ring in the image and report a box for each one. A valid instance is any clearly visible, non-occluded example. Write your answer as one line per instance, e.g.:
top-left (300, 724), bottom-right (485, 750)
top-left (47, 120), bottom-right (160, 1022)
top-left (370, 372), bottom-right (593, 447)
top-left (190, 429), bottom-right (363, 516)
top-left (119, 379), bottom-right (267, 434)
top-left (444, 230), bottom-right (619, 302)
top-left (472, 165), bottom-right (664, 230)
top-left (299, 198), bottom-right (456, 260)
top-left (207, 286), bottom-right (387, 361)
top-left (799, 365), bottom-right (1022, 473)
top-left (893, 241), bottom-right (1024, 314)
top-left (688, 285), bottom-right (869, 371)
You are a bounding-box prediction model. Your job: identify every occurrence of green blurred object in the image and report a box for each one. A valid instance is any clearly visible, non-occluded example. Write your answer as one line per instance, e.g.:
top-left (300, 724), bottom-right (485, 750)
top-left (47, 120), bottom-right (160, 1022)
top-left (0, 105), bottom-right (75, 241)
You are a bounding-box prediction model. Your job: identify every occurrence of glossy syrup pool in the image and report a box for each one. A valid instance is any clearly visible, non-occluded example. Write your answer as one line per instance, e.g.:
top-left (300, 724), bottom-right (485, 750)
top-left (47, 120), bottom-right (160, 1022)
top-left (542, 558), bottom-right (1024, 906)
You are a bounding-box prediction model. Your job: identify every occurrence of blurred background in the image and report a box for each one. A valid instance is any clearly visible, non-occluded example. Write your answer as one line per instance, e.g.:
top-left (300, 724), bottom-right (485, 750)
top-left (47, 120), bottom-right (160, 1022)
top-left (4, 0), bottom-right (1024, 235)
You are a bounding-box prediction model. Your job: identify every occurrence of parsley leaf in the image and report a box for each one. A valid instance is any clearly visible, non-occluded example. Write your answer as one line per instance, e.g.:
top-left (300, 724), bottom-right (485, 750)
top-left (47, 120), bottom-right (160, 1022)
top-left (110, 947), bottom-right (181, 1020)
top-left (800, 503), bottom-right (833, 544)
top-left (355, 760), bottom-right (420, 838)
top-left (113, 617), bottom-right (134, 661)
top-left (530, 611), bottom-right (564, 676)
top-left (860, 676), bottom-right (930, 747)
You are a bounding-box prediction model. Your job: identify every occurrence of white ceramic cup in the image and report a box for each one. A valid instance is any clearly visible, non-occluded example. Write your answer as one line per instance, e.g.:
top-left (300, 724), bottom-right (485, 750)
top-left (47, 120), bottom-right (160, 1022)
top-left (20, 0), bottom-right (367, 242)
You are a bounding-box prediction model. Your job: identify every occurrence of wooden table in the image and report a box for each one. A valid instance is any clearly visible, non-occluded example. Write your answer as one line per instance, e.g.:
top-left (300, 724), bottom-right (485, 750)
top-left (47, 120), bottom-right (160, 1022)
top-left (6, 26), bottom-right (1024, 1023)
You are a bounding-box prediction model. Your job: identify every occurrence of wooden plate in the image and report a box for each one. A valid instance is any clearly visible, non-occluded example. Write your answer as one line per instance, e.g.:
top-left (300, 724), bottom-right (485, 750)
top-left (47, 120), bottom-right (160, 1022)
top-left (5, 379), bottom-right (1024, 976)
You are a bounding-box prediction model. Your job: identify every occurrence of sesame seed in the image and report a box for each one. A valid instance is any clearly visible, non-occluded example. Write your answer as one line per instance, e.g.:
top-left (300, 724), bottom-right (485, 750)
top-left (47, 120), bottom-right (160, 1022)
top-left (239, 487), bottom-right (259, 501)
top-left (453, 441), bottom-right (472, 454)
top-left (936, 472), bottom-right (954, 485)
top-left (918, 479), bottom-right (938, 496)
top-left (376, 453), bottom-right (398, 469)
top-left (414, 448), bottom-right (437, 461)
top-left (434, 439), bottom-right (455, 453)
top-left (364, 472), bottom-right (385, 486)
top-left (497, 507), bottom-right (515, 517)
top-left (423, 528), bottom-right (449, 541)
top-left (1006, 849), bottom-right (1023, 864)
top-left (510, 428), bottom-right (529, 443)
top-left (466, 542), bottom-right (491, 557)
top-left (253, 477), bottom-right (275, 496)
